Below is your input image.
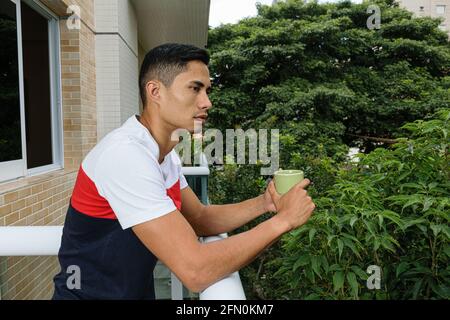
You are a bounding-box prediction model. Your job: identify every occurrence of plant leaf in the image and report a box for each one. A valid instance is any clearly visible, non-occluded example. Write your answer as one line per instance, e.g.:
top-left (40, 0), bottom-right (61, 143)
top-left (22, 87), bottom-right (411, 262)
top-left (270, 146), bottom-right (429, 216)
top-left (342, 238), bottom-right (361, 259)
top-left (309, 228), bottom-right (317, 245)
top-left (378, 214), bottom-right (384, 228)
top-left (337, 239), bottom-right (344, 260)
top-left (430, 224), bottom-right (443, 237)
top-left (350, 265), bottom-right (368, 280)
top-left (350, 216), bottom-right (358, 228)
top-left (347, 272), bottom-right (359, 298)
top-left (412, 278), bottom-right (423, 299)
top-left (293, 255), bottom-right (310, 272)
top-left (396, 262), bottom-right (409, 278)
top-left (320, 255), bottom-right (330, 273)
top-left (422, 197), bottom-right (433, 212)
top-left (381, 210), bottom-right (403, 227)
top-left (333, 271), bottom-right (345, 292)
top-left (311, 256), bottom-right (322, 278)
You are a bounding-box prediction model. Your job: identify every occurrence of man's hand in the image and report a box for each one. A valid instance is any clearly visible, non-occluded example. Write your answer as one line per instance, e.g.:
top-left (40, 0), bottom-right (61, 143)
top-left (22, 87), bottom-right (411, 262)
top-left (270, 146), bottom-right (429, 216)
top-left (267, 179), bottom-right (315, 232)
top-left (262, 180), bottom-right (278, 212)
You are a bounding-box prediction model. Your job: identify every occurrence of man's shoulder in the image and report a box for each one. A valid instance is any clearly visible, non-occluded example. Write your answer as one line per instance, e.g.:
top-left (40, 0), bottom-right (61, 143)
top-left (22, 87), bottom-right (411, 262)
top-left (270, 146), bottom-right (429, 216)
top-left (169, 149), bottom-right (183, 165)
top-left (83, 132), bottom-right (159, 177)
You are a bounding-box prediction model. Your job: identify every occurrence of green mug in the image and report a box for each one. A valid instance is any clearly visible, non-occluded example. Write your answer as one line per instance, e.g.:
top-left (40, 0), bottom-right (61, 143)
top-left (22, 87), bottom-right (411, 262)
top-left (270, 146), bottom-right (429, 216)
top-left (274, 169), bottom-right (304, 195)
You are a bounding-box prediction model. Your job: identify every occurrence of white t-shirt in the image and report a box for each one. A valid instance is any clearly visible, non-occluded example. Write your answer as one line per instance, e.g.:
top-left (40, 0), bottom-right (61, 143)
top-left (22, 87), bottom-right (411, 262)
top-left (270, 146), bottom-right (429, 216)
top-left (71, 115), bottom-right (188, 229)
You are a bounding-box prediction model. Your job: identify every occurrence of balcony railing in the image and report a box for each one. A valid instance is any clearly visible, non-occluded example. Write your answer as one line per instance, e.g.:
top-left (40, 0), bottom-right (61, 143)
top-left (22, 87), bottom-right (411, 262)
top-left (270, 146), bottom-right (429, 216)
top-left (0, 154), bottom-right (246, 300)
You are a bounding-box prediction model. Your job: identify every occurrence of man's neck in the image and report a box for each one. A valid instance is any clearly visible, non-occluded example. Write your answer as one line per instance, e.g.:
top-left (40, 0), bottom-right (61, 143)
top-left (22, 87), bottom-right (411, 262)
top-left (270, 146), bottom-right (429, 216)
top-left (137, 113), bottom-right (178, 164)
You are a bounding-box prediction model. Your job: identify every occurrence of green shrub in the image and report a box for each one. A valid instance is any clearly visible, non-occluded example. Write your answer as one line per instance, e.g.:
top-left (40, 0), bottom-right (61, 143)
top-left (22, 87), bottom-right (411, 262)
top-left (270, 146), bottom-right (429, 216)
top-left (273, 109), bottom-right (449, 299)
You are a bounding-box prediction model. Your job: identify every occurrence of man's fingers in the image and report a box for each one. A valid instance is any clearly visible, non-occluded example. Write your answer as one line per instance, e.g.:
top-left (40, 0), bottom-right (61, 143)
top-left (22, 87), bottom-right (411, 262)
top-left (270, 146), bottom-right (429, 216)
top-left (268, 180), bottom-right (281, 201)
top-left (295, 178), bottom-right (311, 190)
top-left (268, 180), bottom-right (276, 194)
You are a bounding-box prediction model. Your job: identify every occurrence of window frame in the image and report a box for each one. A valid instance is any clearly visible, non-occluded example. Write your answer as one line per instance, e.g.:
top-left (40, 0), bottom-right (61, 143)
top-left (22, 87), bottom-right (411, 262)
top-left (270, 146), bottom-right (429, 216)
top-left (0, 0), bottom-right (63, 182)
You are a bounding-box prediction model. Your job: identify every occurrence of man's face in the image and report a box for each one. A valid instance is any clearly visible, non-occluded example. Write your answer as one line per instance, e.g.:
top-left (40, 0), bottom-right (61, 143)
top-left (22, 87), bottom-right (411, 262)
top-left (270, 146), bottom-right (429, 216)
top-left (159, 60), bottom-right (212, 134)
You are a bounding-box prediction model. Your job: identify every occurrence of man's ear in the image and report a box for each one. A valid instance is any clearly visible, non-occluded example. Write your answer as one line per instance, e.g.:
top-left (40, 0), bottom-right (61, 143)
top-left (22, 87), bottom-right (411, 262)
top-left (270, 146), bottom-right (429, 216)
top-left (146, 80), bottom-right (162, 104)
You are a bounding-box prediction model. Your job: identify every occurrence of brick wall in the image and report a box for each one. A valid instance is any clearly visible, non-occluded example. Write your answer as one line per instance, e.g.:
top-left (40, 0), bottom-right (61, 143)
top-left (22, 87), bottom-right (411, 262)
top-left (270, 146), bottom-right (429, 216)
top-left (0, 171), bottom-right (77, 299)
top-left (0, 0), bottom-right (95, 300)
top-left (61, 0), bottom-right (97, 170)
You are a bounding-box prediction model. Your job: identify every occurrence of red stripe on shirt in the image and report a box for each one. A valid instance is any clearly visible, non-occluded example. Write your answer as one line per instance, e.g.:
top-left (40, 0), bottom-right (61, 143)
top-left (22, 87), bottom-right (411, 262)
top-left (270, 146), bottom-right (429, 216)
top-left (71, 166), bottom-right (117, 219)
top-left (71, 165), bottom-right (183, 219)
top-left (166, 179), bottom-right (182, 211)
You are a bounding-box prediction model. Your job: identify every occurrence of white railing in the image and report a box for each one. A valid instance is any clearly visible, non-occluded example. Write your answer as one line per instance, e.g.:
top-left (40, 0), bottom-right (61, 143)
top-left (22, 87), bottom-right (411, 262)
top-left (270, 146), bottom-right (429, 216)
top-left (199, 234), bottom-right (246, 300)
top-left (0, 226), bottom-right (246, 300)
top-left (0, 226), bottom-right (63, 256)
top-left (0, 154), bottom-right (246, 300)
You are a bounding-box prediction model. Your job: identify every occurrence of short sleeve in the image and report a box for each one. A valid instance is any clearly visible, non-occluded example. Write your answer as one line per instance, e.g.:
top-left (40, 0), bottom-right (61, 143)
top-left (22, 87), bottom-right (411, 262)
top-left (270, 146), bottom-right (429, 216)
top-left (172, 150), bottom-right (188, 189)
top-left (94, 142), bottom-right (177, 229)
top-left (179, 170), bottom-right (188, 189)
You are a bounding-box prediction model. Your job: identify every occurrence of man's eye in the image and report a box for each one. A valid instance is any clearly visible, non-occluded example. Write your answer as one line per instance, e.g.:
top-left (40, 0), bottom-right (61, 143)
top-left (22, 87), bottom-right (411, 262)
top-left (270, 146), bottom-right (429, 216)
top-left (192, 87), bottom-right (200, 92)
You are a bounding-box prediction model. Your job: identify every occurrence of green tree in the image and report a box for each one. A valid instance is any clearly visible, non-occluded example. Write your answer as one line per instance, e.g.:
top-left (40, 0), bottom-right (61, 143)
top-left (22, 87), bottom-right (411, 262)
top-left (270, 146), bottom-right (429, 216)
top-left (207, 0), bottom-right (450, 153)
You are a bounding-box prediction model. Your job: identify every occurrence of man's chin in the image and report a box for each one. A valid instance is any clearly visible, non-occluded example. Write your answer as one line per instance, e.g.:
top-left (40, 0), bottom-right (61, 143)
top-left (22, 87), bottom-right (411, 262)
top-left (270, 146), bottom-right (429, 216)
top-left (172, 120), bottom-right (203, 135)
top-left (172, 125), bottom-right (195, 135)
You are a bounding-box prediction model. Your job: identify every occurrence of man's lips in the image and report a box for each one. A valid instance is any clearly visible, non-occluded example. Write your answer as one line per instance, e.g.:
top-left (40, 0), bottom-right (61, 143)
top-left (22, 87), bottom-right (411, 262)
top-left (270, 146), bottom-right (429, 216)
top-left (194, 115), bottom-right (208, 122)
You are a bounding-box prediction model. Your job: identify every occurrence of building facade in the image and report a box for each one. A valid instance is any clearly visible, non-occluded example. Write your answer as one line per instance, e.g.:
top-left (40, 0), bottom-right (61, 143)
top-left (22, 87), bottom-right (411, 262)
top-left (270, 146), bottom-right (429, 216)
top-left (397, 0), bottom-right (450, 35)
top-left (0, 0), bottom-right (210, 299)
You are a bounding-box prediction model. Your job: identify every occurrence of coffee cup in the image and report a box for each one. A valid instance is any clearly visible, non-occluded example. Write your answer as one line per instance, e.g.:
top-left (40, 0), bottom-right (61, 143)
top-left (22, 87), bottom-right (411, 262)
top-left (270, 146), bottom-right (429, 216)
top-left (273, 169), bottom-right (304, 195)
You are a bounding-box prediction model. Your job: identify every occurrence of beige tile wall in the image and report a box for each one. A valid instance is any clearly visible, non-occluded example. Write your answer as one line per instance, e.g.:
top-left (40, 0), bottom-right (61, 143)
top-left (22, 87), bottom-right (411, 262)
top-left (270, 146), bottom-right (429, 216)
top-left (0, 0), bottom-right (95, 300)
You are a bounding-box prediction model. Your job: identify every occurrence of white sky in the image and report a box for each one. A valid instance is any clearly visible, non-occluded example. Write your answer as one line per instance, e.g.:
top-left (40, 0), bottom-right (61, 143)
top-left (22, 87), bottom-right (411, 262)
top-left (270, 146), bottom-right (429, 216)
top-left (209, 0), bottom-right (363, 28)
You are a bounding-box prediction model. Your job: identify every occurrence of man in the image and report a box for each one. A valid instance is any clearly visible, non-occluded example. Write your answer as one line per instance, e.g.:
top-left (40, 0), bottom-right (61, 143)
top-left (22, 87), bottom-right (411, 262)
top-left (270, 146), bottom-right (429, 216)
top-left (53, 43), bottom-right (315, 299)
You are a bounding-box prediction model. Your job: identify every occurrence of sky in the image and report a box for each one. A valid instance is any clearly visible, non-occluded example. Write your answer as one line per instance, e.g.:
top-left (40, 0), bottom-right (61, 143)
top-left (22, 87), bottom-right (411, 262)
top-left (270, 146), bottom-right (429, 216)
top-left (209, 0), bottom-right (363, 28)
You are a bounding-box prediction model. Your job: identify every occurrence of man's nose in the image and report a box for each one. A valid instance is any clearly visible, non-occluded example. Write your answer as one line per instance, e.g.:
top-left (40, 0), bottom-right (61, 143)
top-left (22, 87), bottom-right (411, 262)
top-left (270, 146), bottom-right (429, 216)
top-left (199, 92), bottom-right (212, 110)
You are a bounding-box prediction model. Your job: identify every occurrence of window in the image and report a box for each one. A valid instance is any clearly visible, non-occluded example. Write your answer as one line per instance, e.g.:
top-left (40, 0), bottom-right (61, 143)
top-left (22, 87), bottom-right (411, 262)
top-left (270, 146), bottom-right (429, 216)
top-left (0, 0), bottom-right (62, 182)
top-left (436, 5), bottom-right (446, 15)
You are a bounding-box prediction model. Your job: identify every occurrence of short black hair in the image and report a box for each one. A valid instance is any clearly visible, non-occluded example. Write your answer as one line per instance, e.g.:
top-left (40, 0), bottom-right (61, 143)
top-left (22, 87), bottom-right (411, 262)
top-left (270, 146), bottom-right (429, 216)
top-left (139, 43), bottom-right (210, 107)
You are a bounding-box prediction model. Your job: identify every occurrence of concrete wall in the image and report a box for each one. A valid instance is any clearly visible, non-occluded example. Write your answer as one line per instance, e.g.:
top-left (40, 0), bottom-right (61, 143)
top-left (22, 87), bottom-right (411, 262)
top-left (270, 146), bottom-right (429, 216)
top-left (95, 0), bottom-right (139, 140)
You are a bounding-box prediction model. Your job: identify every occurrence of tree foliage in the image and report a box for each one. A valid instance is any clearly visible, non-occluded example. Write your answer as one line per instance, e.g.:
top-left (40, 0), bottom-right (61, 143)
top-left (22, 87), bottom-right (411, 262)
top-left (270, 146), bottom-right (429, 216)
top-left (207, 0), bottom-right (450, 151)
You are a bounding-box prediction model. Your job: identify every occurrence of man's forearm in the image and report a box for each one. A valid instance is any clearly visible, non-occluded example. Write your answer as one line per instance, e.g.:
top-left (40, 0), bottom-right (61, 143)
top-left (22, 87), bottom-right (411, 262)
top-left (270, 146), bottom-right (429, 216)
top-left (195, 195), bottom-right (267, 236)
top-left (192, 215), bottom-right (289, 292)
